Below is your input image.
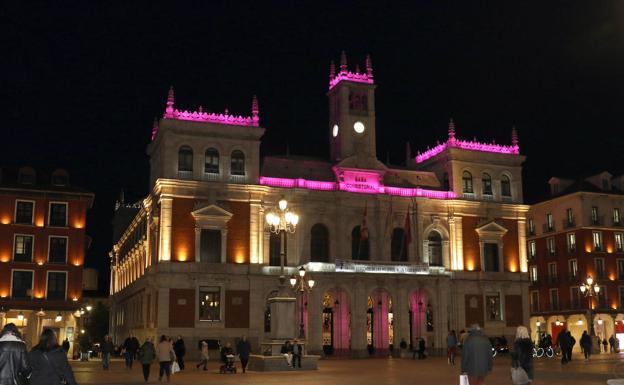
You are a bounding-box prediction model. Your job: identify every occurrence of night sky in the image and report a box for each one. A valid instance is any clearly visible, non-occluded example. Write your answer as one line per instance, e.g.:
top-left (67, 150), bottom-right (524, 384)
top-left (4, 2), bottom-right (624, 290)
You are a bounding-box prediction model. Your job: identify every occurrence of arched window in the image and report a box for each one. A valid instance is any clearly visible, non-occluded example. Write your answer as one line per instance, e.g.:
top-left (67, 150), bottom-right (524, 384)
top-left (351, 226), bottom-right (369, 260)
top-left (269, 232), bottom-right (286, 266)
top-left (178, 146), bottom-right (193, 172)
top-left (205, 148), bottom-right (219, 174)
top-left (428, 231), bottom-right (443, 266)
top-left (310, 224), bottom-right (329, 262)
top-left (501, 175), bottom-right (511, 197)
top-left (231, 150), bottom-right (245, 176)
top-left (391, 228), bottom-right (407, 262)
top-left (462, 171), bottom-right (473, 193)
top-left (482, 173), bottom-right (492, 195)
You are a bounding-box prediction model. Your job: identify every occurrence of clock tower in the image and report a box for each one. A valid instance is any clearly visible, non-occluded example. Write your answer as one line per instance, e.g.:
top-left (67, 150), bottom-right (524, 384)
top-left (328, 52), bottom-right (378, 165)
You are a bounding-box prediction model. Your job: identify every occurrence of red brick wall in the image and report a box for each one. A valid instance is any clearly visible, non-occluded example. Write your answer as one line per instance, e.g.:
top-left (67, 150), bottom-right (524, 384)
top-left (171, 198), bottom-right (195, 262)
top-left (462, 216), bottom-right (480, 271)
top-left (225, 201), bottom-right (250, 264)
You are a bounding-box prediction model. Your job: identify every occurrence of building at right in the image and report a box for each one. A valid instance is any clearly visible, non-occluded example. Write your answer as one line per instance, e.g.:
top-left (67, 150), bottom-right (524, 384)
top-left (528, 171), bottom-right (624, 350)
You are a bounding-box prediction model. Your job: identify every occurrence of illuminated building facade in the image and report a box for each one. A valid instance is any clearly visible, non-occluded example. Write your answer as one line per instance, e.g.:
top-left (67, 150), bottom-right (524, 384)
top-left (528, 172), bottom-right (624, 349)
top-left (110, 53), bottom-right (529, 357)
top-left (0, 167), bottom-right (93, 352)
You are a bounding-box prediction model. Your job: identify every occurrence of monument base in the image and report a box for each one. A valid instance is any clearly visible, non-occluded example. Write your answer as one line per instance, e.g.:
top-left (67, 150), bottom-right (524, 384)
top-left (248, 354), bottom-right (320, 371)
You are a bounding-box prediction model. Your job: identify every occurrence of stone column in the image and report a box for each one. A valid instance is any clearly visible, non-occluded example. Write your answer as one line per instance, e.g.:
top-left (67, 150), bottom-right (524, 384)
top-left (249, 201), bottom-right (262, 264)
top-left (307, 289), bottom-right (323, 354)
top-left (194, 226), bottom-right (201, 262)
top-left (394, 286), bottom-right (409, 357)
top-left (517, 218), bottom-right (527, 272)
top-left (157, 287), bottom-right (169, 329)
top-left (159, 197), bottom-right (173, 261)
top-left (351, 280), bottom-right (368, 358)
top-left (220, 229), bottom-right (228, 263)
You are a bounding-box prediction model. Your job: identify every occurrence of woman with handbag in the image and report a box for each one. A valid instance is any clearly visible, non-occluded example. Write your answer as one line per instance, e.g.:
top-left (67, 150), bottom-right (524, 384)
top-left (156, 335), bottom-right (176, 382)
top-left (0, 323), bottom-right (31, 385)
top-left (29, 328), bottom-right (77, 385)
top-left (510, 326), bottom-right (534, 385)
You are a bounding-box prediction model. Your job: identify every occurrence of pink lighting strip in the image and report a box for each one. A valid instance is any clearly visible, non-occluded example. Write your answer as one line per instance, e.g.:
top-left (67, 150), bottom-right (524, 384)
top-left (329, 70), bottom-right (374, 90)
top-left (164, 109), bottom-right (259, 127)
top-left (258, 177), bottom-right (456, 199)
top-left (415, 139), bottom-right (519, 163)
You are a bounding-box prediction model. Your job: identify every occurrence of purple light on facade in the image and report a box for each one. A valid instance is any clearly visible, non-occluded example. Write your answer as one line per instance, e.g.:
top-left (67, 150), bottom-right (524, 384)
top-left (329, 70), bottom-right (374, 90)
top-left (258, 176), bottom-right (456, 199)
top-left (415, 139), bottom-right (519, 163)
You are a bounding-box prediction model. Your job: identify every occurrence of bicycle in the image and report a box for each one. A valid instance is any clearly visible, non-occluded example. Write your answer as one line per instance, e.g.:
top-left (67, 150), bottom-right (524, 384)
top-left (532, 346), bottom-right (554, 358)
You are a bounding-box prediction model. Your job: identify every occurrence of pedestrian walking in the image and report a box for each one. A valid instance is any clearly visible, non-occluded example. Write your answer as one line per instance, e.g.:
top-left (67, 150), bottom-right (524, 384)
top-left (558, 329), bottom-right (570, 364)
top-left (101, 334), bottom-right (114, 370)
top-left (173, 336), bottom-right (186, 371)
top-left (603, 338), bottom-right (608, 353)
top-left (580, 331), bottom-right (592, 360)
top-left (417, 337), bottom-right (426, 359)
top-left (447, 330), bottom-right (457, 365)
top-left (609, 335), bottom-right (617, 353)
top-left (0, 323), bottom-right (31, 385)
top-left (236, 335), bottom-right (251, 373)
top-left (156, 335), bottom-right (175, 383)
top-left (138, 337), bottom-right (156, 383)
top-left (196, 340), bottom-right (209, 371)
top-left (123, 334), bottom-right (140, 369)
top-left (28, 328), bottom-right (77, 385)
top-left (292, 339), bottom-right (303, 368)
top-left (510, 326), bottom-right (534, 385)
top-left (460, 324), bottom-right (493, 385)
top-left (61, 338), bottom-right (70, 353)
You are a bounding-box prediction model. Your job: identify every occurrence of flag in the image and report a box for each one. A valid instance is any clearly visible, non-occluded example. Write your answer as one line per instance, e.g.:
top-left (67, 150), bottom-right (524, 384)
top-left (360, 203), bottom-right (369, 241)
top-left (404, 208), bottom-right (412, 245)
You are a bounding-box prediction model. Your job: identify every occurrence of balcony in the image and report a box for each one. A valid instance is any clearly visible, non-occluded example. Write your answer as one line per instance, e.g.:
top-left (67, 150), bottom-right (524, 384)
top-left (567, 273), bottom-right (579, 283)
top-left (462, 192), bottom-right (475, 200)
top-left (482, 194), bottom-right (494, 201)
top-left (569, 300), bottom-right (582, 310)
top-left (613, 219), bottom-right (622, 227)
top-left (229, 174), bottom-right (246, 184)
top-left (502, 195), bottom-right (513, 203)
top-left (178, 170), bottom-right (193, 179)
top-left (543, 224), bottom-right (555, 233)
top-left (547, 275), bottom-right (558, 284)
top-left (590, 215), bottom-right (604, 226)
top-left (203, 172), bottom-right (220, 182)
top-left (563, 218), bottom-right (576, 229)
top-left (549, 303), bottom-right (560, 311)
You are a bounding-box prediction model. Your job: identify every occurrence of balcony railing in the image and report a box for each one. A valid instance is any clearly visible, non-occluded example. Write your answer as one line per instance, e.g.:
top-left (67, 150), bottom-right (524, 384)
top-left (547, 275), bottom-right (558, 284)
top-left (567, 246), bottom-right (576, 255)
top-left (229, 174), bottom-right (246, 184)
top-left (203, 172), bottom-right (220, 182)
top-left (178, 170), bottom-right (193, 179)
top-left (462, 192), bottom-right (475, 200)
top-left (563, 218), bottom-right (576, 229)
top-left (482, 194), bottom-right (494, 201)
top-left (549, 303), bottom-right (560, 311)
top-left (590, 215), bottom-right (604, 226)
top-left (543, 223), bottom-right (555, 233)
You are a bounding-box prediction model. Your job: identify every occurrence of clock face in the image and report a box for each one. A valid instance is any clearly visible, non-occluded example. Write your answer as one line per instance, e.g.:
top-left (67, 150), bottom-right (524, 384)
top-left (332, 124), bottom-right (339, 137)
top-left (353, 121), bottom-right (365, 134)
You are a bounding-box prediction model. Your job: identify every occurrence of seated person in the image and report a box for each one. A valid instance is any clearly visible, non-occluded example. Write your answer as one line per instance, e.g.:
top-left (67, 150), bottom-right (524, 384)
top-left (220, 342), bottom-right (233, 364)
top-left (280, 340), bottom-right (293, 366)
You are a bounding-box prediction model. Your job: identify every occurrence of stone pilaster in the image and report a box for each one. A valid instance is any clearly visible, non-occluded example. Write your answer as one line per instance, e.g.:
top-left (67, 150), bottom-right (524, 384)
top-left (159, 197), bottom-right (173, 261)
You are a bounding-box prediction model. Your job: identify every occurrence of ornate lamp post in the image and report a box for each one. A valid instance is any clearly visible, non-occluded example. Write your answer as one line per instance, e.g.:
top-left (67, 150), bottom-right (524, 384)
top-left (265, 196), bottom-right (299, 282)
top-left (579, 276), bottom-right (600, 336)
top-left (290, 266), bottom-right (315, 339)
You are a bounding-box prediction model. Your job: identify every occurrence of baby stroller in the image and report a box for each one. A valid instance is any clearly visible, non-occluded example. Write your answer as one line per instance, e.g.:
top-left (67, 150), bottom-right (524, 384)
top-left (219, 354), bottom-right (237, 374)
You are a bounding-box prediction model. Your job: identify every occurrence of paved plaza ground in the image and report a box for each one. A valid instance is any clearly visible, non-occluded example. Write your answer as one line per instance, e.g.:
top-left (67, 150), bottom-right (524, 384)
top-left (71, 353), bottom-right (623, 385)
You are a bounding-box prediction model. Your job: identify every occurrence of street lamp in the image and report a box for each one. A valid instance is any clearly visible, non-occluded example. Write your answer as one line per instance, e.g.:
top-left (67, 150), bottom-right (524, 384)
top-left (265, 196), bottom-right (299, 281)
top-left (290, 266), bottom-right (315, 338)
top-left (55, 313), bottom-right (63, 323)
top-left (580, 276), bottom-right (601, 336)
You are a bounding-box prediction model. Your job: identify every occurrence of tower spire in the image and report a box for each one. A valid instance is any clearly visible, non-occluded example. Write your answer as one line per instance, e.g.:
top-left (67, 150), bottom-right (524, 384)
top-left (151, 117), bottom-right (159, 141)
top-left (329, 60), bottom-right (336, 79)
top-left (165, 86), bottom-right (175, 118)
top-left (340, 50), bottom-right (347, 72)
top-left (448, 118), bottom-right (456, 141)
top-left (365, 54), bottom-right (373, 77)
top-left (252, 95), bottom-right (259, 124)
top-left (511, 126), bottom-right (518, 147)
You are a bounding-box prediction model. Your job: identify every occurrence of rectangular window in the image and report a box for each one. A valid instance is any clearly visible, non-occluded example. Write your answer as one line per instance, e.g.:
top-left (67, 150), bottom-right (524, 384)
top-left (549, 288), bottom-right (559, 311)
top-left (567, 232), bottom-right (576, 253)
top-left (593, 231), bottom-right (603, 251)
top-left (547, 237), bottom-right (556, 256)
top-left (530, 290), bottom-right (540, 313)
top-left (199, 286), bottom-right (221, 321)
top-left (46, 272), bottom-right (67, 300)
top-left (528, 241), bottom-right (536, 259)
top-left (483, 243), bottom-right (500, 272)
top-left (530, 266), bottom-right (538, 283)
top-left (570, 287), bottom-right (581, 309)
top-left (485, 293), bottom-right (502, 321)
top-left (11, 270), bottom-right (33, 299)
top-left (15, 201), bottom-right (34, 225)
top-left (528, 219), bottom-right (535, 235)
top-left (548, 262), bottom-right (557, 282)
top-left (49, 203), bottom-right (67, 227)
top-left (13, 235), bottom-right (33, 262)
top-left (595, 258), bottom-right (605, 279)
top-left (568, 259), bottom-right (578, 279)
top-left (199, 229), bottom-right (221, 263)
top-left (616, 233), bottom-right (624, 252)
top-left (597, 286), bottom-right (607, 309)
top-left (618, 259), bottom-right (624, 280)
top-left (48, 237), bottom-right (67, 264)
top-left (620, 286), bottom-right (624, 309)
top-left (546, 213), bottom-right (554, 231)
top-left (592, 206), bottom-right (599, 224)
top-left (566, 208), bottom-right (574, 226)
top-left (615, 208), bottom-right (621, 225)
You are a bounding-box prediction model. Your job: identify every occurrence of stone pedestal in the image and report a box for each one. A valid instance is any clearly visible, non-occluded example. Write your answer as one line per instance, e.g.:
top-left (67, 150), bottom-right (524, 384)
top-left (267, 282), bottom-right (296, 340)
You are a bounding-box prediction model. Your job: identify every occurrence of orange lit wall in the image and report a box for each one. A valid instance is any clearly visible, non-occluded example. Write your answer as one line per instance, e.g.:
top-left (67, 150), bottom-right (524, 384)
top-left (501, 219), bottom-right (519, 272)
top-left (226, 201), bottom-right (250, 264)
top-left (171, 198), bottom-right (195, 262)
top-left (462, 216), bottom-right (480, 271)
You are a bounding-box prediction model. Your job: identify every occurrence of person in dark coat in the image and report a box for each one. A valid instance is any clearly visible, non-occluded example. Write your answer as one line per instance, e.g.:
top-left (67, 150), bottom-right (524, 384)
top-left (558, 329), bottom-right (570, 364)
top-left (461, 324), bottom-right (493, 385)
top-left (610, 335), bottom-right (617, 353)
top-left (173, 336), bottom-right (186, 370)
top-left (417, 338), bottom-right (426, 359)
top-left (28, 328), bottom-right (77, 385)
top-left (291, 339), bottom-right (303, 368)
top-left (220, 342), bottom-right (233, 364)
top-left (0, 323), bottom-right (31, 385)
top-left (138, 337), bottom-right (156, 383)
top-left (61, 338), bottom-right (70, 353)
top-left (236, 335), bottom-right (251, 373)
top-left (123, 334), bottom-right (139, 369)
top-left (101, 335), bottom-right (114, 370)
top-left (567, 331), bottom-right (576, 362)
top-left (580, 331), bottom-right (592, 360)
top-left (511, 326), bottom-right (534, 385)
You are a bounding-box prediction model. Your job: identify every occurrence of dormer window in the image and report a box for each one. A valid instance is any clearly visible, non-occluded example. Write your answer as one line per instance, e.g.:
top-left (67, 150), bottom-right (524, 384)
top-left (18, 167), bottom-right (36, 185)
top-left (51, 169), bottom-right (69, 186)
